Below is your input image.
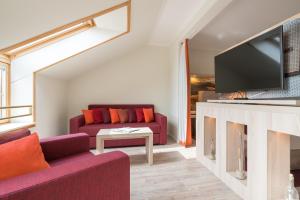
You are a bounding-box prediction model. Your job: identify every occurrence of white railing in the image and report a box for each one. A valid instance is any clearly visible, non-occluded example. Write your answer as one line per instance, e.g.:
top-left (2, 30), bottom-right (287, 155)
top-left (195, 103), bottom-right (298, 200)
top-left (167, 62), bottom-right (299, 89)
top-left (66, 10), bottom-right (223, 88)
top-left (0, 105), bottom-right (32, 120)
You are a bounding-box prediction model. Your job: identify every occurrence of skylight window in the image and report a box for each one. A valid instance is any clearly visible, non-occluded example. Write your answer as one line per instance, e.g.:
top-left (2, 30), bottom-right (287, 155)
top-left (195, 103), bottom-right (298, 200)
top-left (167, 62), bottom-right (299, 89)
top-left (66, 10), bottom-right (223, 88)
top-left (4, 20), bottom-right (95, 59)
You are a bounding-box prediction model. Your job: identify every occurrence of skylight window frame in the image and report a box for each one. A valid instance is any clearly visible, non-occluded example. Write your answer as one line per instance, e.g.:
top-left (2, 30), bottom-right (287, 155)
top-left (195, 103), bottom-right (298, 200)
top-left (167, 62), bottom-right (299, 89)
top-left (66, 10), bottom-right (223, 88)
top-left (3, 19), bottom-right (95, 59)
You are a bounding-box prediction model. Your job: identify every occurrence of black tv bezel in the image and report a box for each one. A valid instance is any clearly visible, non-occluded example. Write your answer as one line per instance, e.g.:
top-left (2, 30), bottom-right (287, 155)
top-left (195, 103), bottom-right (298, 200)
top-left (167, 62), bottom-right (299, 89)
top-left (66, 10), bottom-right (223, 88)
top-left (215, 25), bottom-right (284, 93)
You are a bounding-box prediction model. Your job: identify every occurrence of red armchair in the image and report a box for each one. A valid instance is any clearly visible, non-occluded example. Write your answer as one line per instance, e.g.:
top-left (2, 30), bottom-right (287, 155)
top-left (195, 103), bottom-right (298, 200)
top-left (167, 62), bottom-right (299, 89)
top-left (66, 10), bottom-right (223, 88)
top-left (0, 131), bottom-right (130, 200)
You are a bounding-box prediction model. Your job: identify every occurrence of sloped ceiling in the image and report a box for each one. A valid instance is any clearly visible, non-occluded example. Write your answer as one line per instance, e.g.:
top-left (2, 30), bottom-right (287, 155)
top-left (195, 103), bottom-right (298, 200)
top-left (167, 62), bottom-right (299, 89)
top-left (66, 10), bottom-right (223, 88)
top-left (190, 0), bottom-right (300, 51)
top-left (0, 0), bottom-right (127, 49)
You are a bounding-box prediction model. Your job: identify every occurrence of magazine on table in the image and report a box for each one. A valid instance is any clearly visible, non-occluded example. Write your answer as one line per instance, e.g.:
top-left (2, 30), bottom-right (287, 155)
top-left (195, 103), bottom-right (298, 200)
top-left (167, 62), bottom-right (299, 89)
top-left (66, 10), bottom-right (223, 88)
top-left (110, 127), bottom-right (141, 134)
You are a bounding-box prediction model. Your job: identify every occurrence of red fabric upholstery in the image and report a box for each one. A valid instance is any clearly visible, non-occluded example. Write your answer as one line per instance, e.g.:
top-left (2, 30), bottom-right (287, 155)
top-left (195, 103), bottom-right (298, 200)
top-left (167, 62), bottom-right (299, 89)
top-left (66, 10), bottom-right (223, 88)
top-left (69, 115), bottom-right (85, 133)
top-left (155, 113), bottom-right (167, 144)
top-left (40, 133), bottom-right (90, 162)
top-left (0, 132), bottom-right (130, 200)
top-left (70, 104), bottom-right (167, 149)
top-left (0, 128), bottom-right (30, 145)
top-left (49, 152), bottom-right (94, 167)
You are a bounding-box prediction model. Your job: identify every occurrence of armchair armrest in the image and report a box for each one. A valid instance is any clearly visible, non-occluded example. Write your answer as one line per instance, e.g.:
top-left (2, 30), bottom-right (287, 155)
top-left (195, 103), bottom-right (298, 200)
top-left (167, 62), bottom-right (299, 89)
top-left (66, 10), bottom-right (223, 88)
top-left (40, 133), bottom-right (90, 162)
top-left (69, 115), bottom-right (85, 134)
top-left (0, 151), bottom-right (130, 200)
top-left (155, 113), bottom-right (167, 144)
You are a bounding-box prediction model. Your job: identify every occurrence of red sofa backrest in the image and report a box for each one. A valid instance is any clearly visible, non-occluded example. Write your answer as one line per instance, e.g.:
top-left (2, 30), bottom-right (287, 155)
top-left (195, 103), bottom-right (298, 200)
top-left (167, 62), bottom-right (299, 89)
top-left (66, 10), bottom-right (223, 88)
top-left (0, 128), bottom-right (31, 145)
top-left (88, 104), bottom-right (154, 111)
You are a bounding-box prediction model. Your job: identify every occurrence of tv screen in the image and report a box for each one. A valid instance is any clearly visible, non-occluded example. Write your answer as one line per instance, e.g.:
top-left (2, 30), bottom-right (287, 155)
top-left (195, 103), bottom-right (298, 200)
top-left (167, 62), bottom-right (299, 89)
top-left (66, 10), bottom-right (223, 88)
top-left (215, 26), bottom-right (284, 93)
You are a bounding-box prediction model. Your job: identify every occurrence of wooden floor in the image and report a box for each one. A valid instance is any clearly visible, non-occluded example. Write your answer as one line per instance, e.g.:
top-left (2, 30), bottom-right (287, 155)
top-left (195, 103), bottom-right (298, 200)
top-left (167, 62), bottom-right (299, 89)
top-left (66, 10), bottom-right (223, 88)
top-left (95, 138), bottom-right (241, 200)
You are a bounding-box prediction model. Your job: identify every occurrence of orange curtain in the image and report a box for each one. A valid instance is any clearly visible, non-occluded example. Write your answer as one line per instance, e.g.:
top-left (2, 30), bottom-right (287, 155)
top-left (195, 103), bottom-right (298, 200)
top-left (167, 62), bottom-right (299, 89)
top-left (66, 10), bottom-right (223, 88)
top-left (179, 39), bottom-right (192, 147)
top-left (185, 39), bottom-right (192, 147)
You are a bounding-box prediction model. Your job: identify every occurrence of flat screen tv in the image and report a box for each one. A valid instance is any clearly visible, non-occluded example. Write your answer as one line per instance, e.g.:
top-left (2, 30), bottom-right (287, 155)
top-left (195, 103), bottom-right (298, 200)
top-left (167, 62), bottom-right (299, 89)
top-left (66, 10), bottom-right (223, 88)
top-left (215, 26), bottom-right (284, 93)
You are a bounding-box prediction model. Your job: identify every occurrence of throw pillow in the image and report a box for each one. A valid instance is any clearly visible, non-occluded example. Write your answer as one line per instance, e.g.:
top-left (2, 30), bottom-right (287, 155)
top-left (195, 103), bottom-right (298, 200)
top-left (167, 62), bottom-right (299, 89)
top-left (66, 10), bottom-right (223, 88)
top-left (143, 108), bottom-right (154, 123)
top-left (135, 108), bottom-right (145, 123)
top-left (0, 133), bottom-right (49, 181)
top-left (92, 109), bottom-right (103, 124)
top-left (100, 108), bottom-right (111, 123)
top-left (118, 109), bottom-right (129, 123)
top-left (128, 109), bottom-right (137, 123)
top-left (109, 108), bottom-right (120, 124)
top-left (82, 110), bottom-right (94, 125)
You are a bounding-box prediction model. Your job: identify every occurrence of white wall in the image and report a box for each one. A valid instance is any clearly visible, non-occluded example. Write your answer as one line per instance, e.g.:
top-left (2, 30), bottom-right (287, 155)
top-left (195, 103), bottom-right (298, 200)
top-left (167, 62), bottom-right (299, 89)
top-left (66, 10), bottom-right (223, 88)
top-left (34, 74), bottom-right (68, 138)
top-left (10, 75), bottom-right (34, 123)
top-left (167, 42), bottom-right (180, 141)
top-left (67, 45), bottom-right (171, 130)
top-left (189, 49), bottom-right (219, 75)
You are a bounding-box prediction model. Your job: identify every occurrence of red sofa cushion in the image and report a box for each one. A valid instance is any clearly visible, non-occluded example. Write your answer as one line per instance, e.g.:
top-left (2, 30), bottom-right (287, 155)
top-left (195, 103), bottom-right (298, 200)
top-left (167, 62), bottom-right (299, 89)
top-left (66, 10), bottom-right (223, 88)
top-left (118, 109), bottom-right (129, 123)
top-left (143, 108), bottom-right (154, 123)
top-left (128, 109), bottom-right (137, 123)
top-left (109, 108), bottom-right (120, 124)
top-left (0, 133), bottom-right (49, 181)
top-left (100, 108), bottom-right (111, 123)
top-left (79, 122), bottom-right (161, 137)
top-left (82, 110), bottom-right (94, 124)
top-left (92, 109), bottom-right (103, 124)
top-left (135, 108), bottom-right (145, 122)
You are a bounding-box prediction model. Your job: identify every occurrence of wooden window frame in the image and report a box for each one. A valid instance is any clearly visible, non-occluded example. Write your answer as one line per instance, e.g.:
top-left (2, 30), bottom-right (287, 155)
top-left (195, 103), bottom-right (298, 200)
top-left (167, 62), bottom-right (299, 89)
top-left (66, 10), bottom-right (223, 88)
top-left (0, 56), bottom-right (10, 124)
top-left (3, 20), bottom-right (95, 59)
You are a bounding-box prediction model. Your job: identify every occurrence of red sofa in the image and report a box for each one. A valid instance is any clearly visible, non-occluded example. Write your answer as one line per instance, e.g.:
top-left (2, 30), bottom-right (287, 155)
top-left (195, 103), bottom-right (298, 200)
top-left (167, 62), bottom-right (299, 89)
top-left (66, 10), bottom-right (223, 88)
top-left (70, 104), bottom-right (167, 149)
top-left (0, 129), bottom-right (130, 200)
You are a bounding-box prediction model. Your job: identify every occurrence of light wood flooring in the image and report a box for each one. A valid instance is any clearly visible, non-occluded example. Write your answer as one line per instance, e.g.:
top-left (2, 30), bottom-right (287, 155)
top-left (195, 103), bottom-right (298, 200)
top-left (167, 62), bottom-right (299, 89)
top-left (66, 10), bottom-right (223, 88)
top-left (93, 138), bottom-right (241, 200)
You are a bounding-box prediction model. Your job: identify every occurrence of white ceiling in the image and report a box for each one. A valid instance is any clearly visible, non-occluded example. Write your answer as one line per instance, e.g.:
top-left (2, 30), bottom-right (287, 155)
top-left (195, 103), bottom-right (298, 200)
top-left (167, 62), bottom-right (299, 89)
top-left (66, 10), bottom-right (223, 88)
top-left (190, 0), bottom-right (300, 51)
top-left (149, 0), bottom-right (209, 46)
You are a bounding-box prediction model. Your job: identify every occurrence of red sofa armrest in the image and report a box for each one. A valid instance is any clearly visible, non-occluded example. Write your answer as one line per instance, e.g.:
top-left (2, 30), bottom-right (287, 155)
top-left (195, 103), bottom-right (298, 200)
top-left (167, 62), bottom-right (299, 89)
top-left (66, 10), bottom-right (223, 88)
top-left (40, 133), bottom-right (90, 162)
top-left (155, 113), bottom-right (167, 144)
top-left (70, 115), bottom-right (85, 134)
top-left (0, 151), bottom-right (130, 200)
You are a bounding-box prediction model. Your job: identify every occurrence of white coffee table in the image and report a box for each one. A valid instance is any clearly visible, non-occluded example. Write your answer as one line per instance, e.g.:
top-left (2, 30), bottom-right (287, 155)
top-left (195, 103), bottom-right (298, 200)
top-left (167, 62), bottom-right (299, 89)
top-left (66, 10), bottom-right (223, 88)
top-left (96, 127), bottom-right (153, 165)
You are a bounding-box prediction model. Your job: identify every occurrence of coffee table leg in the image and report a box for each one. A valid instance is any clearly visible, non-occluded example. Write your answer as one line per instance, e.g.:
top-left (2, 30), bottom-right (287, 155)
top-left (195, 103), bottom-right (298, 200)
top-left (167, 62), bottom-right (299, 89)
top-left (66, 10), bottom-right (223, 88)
top-left (96, 137), bottom-right (104, 154)
top-left (146, 135), bottom-right (153, 165)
